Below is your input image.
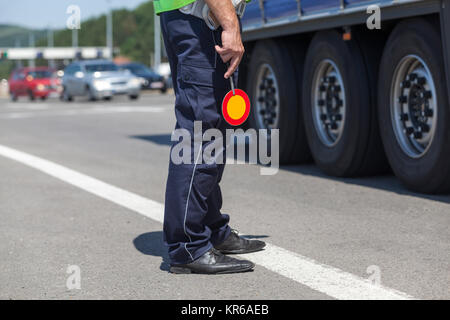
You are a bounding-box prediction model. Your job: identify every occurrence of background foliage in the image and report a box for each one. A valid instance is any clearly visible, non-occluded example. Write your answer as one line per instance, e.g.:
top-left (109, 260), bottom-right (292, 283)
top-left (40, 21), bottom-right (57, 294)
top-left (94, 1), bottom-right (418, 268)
top-left (0, 1), bottom-right (156, 79)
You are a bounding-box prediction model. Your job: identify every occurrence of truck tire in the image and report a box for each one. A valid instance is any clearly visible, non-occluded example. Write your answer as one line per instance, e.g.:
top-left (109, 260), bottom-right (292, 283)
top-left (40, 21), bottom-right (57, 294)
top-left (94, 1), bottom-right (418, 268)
top-left (286, 39), bottom-right (312, 163)
top-left (247, 40), bottom-right (309, 164)
top-left (378, 19), bottom-right (450, 194)
top-left (354, 31), bottom-right (390, 175)
top-left (302, 30), bottom-right (376, 177)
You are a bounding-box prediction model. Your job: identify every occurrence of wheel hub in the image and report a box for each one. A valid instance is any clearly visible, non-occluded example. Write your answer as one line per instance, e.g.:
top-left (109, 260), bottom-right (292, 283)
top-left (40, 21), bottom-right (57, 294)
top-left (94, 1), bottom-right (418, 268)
top-left (392, 55), bottom-right (437, 158)
top-left (255, 64), bottom-right (280, 129)
top-left (312, 60), bottom-right (346, 147)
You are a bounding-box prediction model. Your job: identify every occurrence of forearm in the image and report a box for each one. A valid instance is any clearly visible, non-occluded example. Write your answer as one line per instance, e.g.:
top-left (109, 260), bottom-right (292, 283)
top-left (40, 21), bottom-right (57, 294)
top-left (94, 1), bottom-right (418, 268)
top-left (207, 0), bottom-right (244, 78)
top-left (204, 0), bottom-right (239, 31)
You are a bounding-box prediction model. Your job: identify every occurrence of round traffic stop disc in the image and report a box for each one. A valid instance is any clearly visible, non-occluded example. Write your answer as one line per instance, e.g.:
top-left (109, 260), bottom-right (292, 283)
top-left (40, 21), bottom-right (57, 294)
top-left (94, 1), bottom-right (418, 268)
top-left (222, 89), bottom-right (251, 126)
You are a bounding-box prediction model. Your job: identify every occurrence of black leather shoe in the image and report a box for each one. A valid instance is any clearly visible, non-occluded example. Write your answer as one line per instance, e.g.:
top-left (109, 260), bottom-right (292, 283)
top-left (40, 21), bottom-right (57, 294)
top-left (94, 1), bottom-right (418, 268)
top-left (214, 229), bottom-right (266, 254)
top-left (170, 248), bottom-right (255, 274)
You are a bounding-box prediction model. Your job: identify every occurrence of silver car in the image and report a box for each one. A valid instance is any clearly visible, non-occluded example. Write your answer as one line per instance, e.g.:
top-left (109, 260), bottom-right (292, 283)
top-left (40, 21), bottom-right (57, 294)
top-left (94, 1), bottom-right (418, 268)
top-left (61, 60), bottom-right (141, 101)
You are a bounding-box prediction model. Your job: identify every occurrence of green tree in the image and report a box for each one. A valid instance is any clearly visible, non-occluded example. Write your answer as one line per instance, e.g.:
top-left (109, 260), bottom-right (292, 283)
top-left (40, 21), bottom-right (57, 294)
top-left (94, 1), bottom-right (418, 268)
top-left (37, 1), bottom-right (155, 65)
top-left (0, 1), bottom-right (158, 79)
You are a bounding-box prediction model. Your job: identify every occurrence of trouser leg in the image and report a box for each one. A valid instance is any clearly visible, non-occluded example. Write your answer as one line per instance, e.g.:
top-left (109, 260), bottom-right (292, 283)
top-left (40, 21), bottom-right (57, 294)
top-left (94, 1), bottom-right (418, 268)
top-left (204, 163), bottom-right (231, 246)
top-left (161, 11), bottom-right (233, 265)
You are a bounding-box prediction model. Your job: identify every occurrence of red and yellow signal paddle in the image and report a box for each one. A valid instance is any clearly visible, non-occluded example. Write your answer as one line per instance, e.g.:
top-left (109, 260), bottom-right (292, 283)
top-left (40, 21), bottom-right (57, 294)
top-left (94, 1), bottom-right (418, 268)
top-left (222, 76), bottom-right (251, 126)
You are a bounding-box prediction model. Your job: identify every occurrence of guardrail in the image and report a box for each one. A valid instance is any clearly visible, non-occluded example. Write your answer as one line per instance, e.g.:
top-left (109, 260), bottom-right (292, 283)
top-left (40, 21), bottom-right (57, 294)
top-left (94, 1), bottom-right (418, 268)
top-left (0, 47), bottom-right (112, 60)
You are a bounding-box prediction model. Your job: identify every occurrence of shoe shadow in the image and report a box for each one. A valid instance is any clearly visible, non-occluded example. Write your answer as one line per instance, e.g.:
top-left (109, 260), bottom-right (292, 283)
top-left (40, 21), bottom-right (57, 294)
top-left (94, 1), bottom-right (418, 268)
top-left (133, 231), bottom-right (170, 272)
top-left (133, 231), bottom-right (270, 272)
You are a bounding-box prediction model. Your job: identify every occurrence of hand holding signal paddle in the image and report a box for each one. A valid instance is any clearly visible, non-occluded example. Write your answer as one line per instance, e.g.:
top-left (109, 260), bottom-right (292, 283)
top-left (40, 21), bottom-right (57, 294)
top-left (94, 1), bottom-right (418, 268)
top-left (222, 74), bottom-right (251, 126)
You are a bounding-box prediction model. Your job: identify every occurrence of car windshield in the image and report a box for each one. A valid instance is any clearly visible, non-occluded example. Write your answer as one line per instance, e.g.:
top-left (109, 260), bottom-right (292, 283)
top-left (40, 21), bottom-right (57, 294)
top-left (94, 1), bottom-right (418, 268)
top-left (85, 63), bottom-right (119, 73)
top-left (28, 70), bottom-right (53, 79)
top-left (125, 64), bottom-right (155, 74)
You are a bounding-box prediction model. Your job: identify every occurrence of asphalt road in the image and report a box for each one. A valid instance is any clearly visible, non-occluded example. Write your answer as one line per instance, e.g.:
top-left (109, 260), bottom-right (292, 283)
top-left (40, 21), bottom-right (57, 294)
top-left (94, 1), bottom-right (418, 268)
top-left (0, 93), bottom-right (448, 300)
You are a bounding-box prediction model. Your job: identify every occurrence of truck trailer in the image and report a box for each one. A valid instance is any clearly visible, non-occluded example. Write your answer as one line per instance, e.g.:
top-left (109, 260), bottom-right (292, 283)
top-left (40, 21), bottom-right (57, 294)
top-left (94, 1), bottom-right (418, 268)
top-left (239, 0), bottom-right (450, 194)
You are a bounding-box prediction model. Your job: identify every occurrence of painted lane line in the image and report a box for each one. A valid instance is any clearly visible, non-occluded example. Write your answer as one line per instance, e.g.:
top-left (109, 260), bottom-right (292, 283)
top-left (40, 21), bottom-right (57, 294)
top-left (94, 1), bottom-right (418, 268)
top-left (242, 244), bottom-right (413, 300)
top-left (0, 144), bottom-right (414, 300)
top-left (0, 144), bottom-right (164, 223)
top-left (0, 106), bottom-right (171, 119)
top-left (7, 104), bottom-right (50, 110)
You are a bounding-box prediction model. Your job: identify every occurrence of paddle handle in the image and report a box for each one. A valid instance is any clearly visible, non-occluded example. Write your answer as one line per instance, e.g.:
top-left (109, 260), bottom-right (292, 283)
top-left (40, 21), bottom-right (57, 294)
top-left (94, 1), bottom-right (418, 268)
top-left (225, 61), bottom-right (236, 95)
top-left (229, 76), bottom-right (235, 95)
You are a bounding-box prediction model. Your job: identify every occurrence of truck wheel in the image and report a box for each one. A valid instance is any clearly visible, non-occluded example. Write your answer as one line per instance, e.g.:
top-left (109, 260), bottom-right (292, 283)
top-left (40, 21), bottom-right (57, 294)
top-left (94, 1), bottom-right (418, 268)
top-left (286, 39), bottom-right (312, 163)
top-left (247, 40), bottom-right (309, 164)
top-left (302, 30), bottom-right (375, 177)
top-left (378, 19), bottom-right (450, 193)
top-left (353, 31), bottom-right (390, 175)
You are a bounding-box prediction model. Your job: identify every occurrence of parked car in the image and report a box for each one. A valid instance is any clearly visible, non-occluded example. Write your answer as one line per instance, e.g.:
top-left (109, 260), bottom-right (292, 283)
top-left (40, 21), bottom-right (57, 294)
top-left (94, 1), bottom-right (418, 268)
top-left (61, 60), bottom-right (141, 101)
top-left (9, 67), bottom-right (61, 101)
top-left (156, 62), bottom-right (173, 89)
top-left (119, 62), bottom-right (167, 93)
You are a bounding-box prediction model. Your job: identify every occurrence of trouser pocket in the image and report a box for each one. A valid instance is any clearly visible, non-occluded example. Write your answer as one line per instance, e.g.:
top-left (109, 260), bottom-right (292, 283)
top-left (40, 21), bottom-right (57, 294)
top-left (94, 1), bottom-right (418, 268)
top-left (177, 63), bottom-right (224, 130)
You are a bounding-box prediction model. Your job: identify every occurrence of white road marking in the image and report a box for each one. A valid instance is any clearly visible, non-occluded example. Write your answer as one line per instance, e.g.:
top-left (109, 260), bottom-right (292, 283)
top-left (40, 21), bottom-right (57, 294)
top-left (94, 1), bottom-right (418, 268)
top-left (0, 106), bottom-right (170, 119)
top-left (0, 144), bottom-right (414, 300)
top-left (6, 103), bottom-right (50, 110)
top-left (0, 144), bottom-right (163, 223)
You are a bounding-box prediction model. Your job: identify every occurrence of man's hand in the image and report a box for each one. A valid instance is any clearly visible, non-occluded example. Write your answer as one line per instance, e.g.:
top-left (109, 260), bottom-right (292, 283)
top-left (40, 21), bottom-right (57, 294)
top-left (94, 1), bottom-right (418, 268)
top-left (215, 25), bottom-right (244, 79)
top-left (205, 0), bottom-right (244, 79)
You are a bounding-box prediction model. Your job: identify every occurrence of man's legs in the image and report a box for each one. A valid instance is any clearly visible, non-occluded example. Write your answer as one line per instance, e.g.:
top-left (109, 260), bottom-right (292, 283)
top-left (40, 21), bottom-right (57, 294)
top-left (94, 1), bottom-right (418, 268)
top-left (204, 164), bottom-right (232, 246)
top-left (161, 10), bottom-right (231, 265)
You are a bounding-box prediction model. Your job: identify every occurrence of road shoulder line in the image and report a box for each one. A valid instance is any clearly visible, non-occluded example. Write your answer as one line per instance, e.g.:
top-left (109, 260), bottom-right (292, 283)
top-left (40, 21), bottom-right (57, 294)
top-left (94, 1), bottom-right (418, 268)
top-left (0, 143), bottom-right (414, 300)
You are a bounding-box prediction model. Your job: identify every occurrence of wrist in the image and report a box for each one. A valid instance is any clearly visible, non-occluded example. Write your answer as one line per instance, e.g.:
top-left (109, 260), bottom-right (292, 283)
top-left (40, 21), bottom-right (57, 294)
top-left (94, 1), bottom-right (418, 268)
top-left (221, 17), bottom-right (239, 31)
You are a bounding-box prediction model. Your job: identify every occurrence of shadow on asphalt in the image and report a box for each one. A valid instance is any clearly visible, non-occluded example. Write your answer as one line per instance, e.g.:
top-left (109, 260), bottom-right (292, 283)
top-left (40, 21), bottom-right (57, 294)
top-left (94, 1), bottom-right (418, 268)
top-left (131, 134), bottom-right (172, 146)
top-left (130, 134), bottom-right (450, 205)
top-left (282, 164), bottom-right (450, 205)
top-left (133, 231), bottom-right (170, 272)
top-left (133, 232), bottom-right (270, 271)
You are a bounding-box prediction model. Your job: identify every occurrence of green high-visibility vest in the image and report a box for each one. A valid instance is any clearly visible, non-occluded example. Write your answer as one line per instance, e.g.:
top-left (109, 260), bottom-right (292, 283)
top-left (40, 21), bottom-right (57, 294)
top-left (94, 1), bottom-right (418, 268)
top-left (153, 0), bottom-right (195, 14)
top-left (154, 0), bottom-right (251, 15)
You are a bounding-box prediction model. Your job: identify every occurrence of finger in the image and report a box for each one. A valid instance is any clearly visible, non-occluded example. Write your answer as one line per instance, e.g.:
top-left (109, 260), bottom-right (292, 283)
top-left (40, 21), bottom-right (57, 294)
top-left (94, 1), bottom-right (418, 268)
top-left (224, 55), bottom-right (240, 79)
top-left (216, 45), bottom-right (234, 56)
top-left (219, 53), bottom-right (233, 63)
top-left (215, 45), bottom-right (227, 55)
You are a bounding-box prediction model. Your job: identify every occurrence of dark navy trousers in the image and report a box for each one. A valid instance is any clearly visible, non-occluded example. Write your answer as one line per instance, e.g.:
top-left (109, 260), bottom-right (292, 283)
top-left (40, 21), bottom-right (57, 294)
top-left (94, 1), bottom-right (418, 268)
top-left (161, 10), bottom-right (238, 265)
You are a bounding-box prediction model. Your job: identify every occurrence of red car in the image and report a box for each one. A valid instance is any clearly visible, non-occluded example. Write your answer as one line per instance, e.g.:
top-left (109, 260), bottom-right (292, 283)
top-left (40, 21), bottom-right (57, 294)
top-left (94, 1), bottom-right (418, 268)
top-left (9, 67), bottom-right (61, 101)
